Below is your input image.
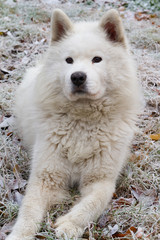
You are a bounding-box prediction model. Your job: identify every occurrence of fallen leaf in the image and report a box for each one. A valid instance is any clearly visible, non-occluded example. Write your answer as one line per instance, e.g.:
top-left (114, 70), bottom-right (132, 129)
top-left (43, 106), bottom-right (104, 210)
top-left (150, 133), bottom-right (160, 140)
top-left (35, 233), bottom-right (46, 239)
top-left (134, 12), bottom-right (156, 21)
top-left (11, 179), bottom-right (27, 190)
top-left (131, 186), bottom-right (158, 206)
top-left (0, 220), bottom-right (15, 238)
top-left (98, 214), bottom-right (109, 227)
top-left (7, 132), bottom-right (13, 137)
top-left (108, 224), bottom-right (119, 235)
top-left (136, 227), bottom-right (143, 238)
top-left (150, 14), bottom-right (157, 18)
top-left (113, 226), bottom-right (137, 238)
top-left (131, 186), bottom-right (143, 201)
top-left (135, 12), bottom-right (150, 21)
top-left (112, 192), bottom-right (118, 198)
top-left (13, 164), bottom-right (20, 175)
top-left (112, 197), bottom-right (134, 209)
top-left (13, 190), bottom-right (23, 205)
top-left (125, 226), bottom-right (137, 235)
top-left (0, 31), bottom-right (7, 36)
top-left (0, 116), bottom-right (14, 129)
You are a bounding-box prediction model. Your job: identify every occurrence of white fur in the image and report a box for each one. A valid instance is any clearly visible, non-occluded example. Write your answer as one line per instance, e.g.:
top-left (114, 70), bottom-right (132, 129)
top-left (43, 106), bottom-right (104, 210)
top-left (6, 9), bottom-right (142, 240)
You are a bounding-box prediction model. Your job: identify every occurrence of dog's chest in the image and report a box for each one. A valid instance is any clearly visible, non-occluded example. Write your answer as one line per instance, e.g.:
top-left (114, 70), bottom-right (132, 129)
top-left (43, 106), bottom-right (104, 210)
top-left (51, 120), bottom-right (101, 163)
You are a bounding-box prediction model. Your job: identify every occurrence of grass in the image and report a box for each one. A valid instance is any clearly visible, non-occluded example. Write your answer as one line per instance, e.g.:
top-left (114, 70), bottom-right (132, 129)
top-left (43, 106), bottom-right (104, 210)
top-left (0, 0), bottom-right (160, 239)
top-left (76, 0), bottom-right (160, 13)
top-left (126, 0), bottom-right (160, 12)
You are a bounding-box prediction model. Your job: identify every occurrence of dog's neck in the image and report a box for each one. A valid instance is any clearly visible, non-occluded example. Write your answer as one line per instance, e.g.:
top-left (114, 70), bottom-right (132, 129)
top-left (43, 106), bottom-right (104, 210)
top-left (46, 97), bottom-right (115, 123)
top-left (65, 98), bottom-right (112, 121)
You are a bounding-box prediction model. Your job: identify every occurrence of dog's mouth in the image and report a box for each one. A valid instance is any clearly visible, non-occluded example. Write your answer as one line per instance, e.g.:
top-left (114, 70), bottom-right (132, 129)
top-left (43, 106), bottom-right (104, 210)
top-left (66, 84), bottom-right (101, 101)
top-left (69, 88), bottom-right (101, 101)
top-left (72, 89), bottom-right (87, 94)
top-left (72, 85), bottom-right (88, 95)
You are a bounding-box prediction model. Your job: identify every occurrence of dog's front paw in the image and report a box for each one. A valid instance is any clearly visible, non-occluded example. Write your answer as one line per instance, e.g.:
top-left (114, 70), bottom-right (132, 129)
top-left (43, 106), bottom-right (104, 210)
top-left (55, 215), bottom-right (84, 239)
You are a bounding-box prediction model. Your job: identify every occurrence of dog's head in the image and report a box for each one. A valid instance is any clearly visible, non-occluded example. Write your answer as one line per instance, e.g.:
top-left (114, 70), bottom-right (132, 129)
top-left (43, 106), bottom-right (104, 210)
top-left (48, 9), bottom-right (129, 102)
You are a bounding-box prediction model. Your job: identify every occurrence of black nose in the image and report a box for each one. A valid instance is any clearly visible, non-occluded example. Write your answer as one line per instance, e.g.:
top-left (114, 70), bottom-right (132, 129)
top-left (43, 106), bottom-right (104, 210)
top-left (71, 71), bottom-right (87, 87)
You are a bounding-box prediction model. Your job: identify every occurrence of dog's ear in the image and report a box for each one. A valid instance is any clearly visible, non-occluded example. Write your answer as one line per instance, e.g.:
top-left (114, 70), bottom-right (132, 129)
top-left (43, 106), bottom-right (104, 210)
top-left (100, 9), bottom-right (126, 47)
top-left (51, 9), bottom-right (73, 43)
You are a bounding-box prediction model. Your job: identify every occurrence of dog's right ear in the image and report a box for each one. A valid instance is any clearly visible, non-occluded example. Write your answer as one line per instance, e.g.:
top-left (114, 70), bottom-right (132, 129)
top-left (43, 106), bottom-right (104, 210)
top-left (51, 9), bottom-right (73, 43)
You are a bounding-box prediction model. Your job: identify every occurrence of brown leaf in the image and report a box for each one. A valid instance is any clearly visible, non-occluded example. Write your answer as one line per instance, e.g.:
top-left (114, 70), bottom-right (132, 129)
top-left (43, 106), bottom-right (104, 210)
top-left (150, 133), bottom-right (160, 141)
top-left (135, 12), bottom-right (149, 21)
top-left (35, 234), bottom-right (46, 239)
top-left (131, 186), bottom-right (143, 201)
top-left (82, 230), bottom-right (89, 239)
top-left (150, 14), bottom-right (157, 18)
top-left (112, 197), bottom-right (134, 209)
top-left (0, 31), bottom-right (7, 36)
top-left (126, 226), bottom-right (137, 234)
top-left (113, 226), bottom-right (137, 239)
top-left (135, 12), bottom-right (157, 21)
top-left (7, 132), bottom-right (13, 137)
top-left (13, 164), bottom-right (20, 175)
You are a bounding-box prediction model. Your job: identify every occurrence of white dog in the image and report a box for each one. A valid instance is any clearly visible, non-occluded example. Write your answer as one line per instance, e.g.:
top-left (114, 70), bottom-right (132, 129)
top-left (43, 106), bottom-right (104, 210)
top-left (6, 9), bottom-right (142, 240)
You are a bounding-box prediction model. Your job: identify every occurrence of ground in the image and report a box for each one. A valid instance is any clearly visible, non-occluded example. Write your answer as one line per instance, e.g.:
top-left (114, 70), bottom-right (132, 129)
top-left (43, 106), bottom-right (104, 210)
top-left (0, 0), bottom-right (160, 239)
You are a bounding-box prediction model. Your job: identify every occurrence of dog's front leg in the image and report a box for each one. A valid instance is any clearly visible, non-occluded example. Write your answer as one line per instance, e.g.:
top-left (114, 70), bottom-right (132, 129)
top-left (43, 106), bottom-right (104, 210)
top-left (6, 176), bottom-right (68, 240)
top-left (55, 179), bottom-right (115, 239)
top-left (6, 177), bottom-right (51, 240)
top-left (6, 140), bottom-right (69, 240)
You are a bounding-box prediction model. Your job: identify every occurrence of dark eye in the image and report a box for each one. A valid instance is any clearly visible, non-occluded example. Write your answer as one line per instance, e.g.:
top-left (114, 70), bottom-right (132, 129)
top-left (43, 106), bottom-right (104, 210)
top-left (92, 56), bottom-right (102, 63)
top-left (66, 57), bottom-right (74, 64)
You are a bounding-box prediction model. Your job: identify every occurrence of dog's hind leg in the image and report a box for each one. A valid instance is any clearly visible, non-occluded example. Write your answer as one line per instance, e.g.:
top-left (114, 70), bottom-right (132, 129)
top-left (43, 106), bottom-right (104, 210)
top-left (55, 179), bottom-right (115, 239)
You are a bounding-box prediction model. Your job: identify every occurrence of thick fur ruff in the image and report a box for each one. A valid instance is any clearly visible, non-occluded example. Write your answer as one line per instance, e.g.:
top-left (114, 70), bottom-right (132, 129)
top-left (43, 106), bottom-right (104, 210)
top-left (7, 9), bottom-right (142, 240)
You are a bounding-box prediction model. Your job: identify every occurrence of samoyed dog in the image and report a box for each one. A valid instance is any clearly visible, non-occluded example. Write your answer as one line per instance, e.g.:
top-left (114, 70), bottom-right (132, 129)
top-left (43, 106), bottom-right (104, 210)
top-left (7, 9), bottom-right (142, 240)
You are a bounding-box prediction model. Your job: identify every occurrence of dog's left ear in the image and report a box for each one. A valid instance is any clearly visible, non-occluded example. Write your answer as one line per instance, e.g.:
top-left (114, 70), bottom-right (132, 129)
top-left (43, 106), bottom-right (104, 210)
top-left (51, 9), bottom-right (73, 43)
top-left (100, 9), bottom-right (126, 47)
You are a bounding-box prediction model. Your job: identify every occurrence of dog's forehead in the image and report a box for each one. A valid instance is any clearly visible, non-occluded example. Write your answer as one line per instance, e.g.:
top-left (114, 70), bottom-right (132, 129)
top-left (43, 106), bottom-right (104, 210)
top-left (74, 21), bottom-right (99, 32)
top-left (62, 23), bottom-right (108, 56)
top-left (73, 21), bottom-right (103, 40)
